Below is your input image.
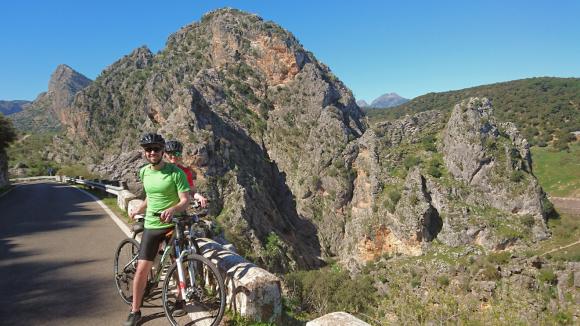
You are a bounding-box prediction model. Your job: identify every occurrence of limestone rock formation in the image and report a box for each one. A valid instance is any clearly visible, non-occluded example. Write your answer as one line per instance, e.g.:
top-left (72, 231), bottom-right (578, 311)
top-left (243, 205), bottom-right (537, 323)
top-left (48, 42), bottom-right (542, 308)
top-left (341, 98), bottom-right (550, 267)
top-left (55, 8), bottom-right (365, 270)
top-left (10, 64), bottom-right (91, 132)
top-left (52, 8), bottom-right (551, 271)
top-left (440, 97), bottom-right (549, 243)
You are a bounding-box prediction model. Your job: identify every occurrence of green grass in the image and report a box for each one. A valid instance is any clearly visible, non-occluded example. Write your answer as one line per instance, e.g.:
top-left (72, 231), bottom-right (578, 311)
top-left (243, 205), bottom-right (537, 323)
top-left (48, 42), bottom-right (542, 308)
top-left (74, 185), bottom-right (130, 222)
top-left (520, 212), bottom-right (580, 260)
top-left (531, 142), bottom-right (580, 197)
top-left (545, 243), bottom-right (580, 262)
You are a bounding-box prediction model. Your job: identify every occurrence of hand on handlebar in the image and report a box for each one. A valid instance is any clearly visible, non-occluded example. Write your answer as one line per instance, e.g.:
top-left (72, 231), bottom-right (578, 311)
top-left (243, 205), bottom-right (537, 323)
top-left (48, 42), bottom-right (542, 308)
top-left (160, 207), bottom-right (176, 223)
top-left (129, 209), bottom-right (142, 221)
top-left (193, 193), bottom-right (208, 208)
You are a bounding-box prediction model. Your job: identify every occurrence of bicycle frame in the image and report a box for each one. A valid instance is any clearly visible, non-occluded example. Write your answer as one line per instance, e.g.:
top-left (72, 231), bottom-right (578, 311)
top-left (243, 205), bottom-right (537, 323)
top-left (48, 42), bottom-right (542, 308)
top-left (146, 216), bottom-right (201, 300)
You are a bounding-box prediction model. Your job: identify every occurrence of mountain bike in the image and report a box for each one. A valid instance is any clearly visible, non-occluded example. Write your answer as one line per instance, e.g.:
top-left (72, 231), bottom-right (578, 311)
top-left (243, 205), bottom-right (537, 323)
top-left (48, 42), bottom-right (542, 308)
top-left (113, 209), bottom-right (226, 326)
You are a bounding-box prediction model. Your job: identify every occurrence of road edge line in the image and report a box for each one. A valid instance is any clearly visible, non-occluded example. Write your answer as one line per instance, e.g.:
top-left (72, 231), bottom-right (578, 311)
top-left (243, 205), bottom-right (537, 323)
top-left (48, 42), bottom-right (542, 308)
top-left (72, 186), bottom-right (132, 238)
top-left (0, 184), bottom-right (18, 199)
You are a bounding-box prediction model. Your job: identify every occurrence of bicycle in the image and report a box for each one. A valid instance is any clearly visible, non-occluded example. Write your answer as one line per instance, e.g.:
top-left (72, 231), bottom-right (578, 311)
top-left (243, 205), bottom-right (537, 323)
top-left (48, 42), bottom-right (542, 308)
top-left (114, 208), bottom-right (226, 326)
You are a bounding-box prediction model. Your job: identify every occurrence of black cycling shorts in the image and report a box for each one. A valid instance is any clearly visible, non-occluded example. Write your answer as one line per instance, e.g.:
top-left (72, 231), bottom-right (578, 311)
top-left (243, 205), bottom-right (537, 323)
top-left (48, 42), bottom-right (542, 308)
top-left (138, 227), bottom-right (172, 261)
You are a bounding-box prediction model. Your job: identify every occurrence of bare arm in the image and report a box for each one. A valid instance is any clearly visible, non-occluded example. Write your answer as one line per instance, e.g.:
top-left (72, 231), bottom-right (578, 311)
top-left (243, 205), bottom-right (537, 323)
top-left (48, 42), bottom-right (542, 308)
top-left (160, 192), bottom-right (190, 222)
top-left (129, 198), bottom-right (147, 220)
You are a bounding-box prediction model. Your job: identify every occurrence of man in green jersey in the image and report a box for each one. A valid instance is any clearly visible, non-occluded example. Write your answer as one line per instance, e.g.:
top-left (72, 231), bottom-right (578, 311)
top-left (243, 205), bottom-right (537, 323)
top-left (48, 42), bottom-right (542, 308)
top-left (123, 133), bottom-right (190, 326)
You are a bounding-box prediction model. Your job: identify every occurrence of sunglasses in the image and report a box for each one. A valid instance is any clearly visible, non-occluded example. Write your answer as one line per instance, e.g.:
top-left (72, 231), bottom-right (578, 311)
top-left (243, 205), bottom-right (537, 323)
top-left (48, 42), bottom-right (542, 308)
top-left (143, 146), bottom-right (163, 153)
top-left (166, 151), bottom-right (182, 157)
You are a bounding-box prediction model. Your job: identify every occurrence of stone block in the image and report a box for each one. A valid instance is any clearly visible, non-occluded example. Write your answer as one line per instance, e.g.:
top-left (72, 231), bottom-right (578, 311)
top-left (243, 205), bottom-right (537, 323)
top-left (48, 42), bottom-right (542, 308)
top-left (127, 199), bottom-right (144, 217)
top-left (198, 239), bottom-right (281, 323)
top-left (117, 190), bottom-right (137, 212)
top-left (306, 312), bottom-right (370, 326)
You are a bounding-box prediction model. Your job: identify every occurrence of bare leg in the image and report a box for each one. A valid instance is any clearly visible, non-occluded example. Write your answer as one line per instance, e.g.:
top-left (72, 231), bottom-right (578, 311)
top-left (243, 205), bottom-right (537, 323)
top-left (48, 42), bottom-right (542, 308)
top-left (131, 260), bottom-right (153, 312)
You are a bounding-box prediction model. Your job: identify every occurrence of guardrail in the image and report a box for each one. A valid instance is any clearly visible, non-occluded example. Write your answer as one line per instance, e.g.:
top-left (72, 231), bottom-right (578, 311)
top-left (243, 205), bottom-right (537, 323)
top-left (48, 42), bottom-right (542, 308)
top-left (10, 176), bottom-right (58, 182)
top-left (65, 177), bottom-right (125, 196)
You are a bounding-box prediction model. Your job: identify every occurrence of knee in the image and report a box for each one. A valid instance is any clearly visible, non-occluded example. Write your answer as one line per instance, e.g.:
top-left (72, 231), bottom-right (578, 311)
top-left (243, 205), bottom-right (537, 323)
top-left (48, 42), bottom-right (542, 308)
top-left (135, 261), bottom-right (151, 278)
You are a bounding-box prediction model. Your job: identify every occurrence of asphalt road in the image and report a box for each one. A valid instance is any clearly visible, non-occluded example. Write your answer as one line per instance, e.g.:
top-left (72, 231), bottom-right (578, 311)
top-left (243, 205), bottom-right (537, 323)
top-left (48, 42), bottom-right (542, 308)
top-left (0, 182), bottom-right (168, 326)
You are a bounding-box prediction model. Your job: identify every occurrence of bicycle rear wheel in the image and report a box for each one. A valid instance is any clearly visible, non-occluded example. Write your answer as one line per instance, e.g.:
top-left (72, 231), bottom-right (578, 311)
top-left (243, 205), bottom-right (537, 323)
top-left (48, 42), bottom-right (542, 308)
top-left (162, 254), bottom-right (226, 326)
top-left (113, 238), bottom-right (140, 304)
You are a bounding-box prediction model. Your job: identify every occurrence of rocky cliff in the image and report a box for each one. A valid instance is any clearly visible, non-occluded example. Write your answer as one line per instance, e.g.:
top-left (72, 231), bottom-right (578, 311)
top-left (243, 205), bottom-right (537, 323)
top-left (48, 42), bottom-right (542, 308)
top-left (55, 8), bottom-right (365, 270)
top-left (340, 98), bottom-right (549, 268)
top-left (53, 8), bottom-right (550, 271)
top-left (10, 65), bottom-right (91, 132)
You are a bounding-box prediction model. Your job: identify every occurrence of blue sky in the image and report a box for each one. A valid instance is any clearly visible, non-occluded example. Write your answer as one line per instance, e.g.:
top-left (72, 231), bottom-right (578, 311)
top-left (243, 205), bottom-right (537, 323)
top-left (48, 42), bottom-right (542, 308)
top-left (1, 0), bottom-right (579, 102)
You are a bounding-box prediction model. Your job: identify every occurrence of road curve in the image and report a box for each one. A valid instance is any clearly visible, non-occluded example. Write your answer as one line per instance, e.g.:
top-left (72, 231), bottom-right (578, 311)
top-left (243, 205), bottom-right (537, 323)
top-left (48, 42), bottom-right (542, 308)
top-left (0, 182), bottom-right (167, 326)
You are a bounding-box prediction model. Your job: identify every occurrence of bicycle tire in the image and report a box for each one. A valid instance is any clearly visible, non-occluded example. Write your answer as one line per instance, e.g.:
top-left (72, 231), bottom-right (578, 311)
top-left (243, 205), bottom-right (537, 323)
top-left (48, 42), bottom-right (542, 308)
top-left (162, 254), bottom-right (226, 326)
top-left (113, 238), bottom-right (140, 305)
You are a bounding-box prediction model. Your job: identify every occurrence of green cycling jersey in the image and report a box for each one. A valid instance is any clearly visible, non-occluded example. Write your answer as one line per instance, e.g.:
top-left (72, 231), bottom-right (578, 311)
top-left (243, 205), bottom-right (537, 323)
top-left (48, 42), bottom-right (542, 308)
top-left (139, 163), bottom-right (190, 229)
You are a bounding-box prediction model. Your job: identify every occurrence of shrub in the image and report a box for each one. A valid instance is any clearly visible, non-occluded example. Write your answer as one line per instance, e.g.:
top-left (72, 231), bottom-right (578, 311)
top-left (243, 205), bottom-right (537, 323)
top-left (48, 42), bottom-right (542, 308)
top-left (538, 268), bottom-right (557, 285)
top-left (388, 190), bottom-right (402, 205)
top-left (486, 251), bottom-right (511, 265)
top-left (0, 114), bottom-right (17, 149)
top-left (57, 164), bottom-right (98, 179)
top-left (284, 267), bottom-right (377, 316)
top-left (480, 264), bottom-right (501, 280)
top-left (521, 214), bottom-right (535, 227)
top-left (404, 156), bottom-right (422, 170)
top-left (542, 197), bottom-right (558, 219)
top-left (437, 275), bottom-right (450, 287)
top-left (421, 135), bottom-right (437, 152)
top-left (510, 170), bottom-right (525, 182)
top-left (427, 162), bottom-right (442, 178)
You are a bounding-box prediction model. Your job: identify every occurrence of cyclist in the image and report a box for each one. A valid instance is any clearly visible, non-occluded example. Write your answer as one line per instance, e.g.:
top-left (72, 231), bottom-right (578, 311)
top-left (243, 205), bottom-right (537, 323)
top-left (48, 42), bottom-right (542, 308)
top-left (164, 140), bottom-right (208, 208)
top-left (124, 133), bottom-right (190, 326)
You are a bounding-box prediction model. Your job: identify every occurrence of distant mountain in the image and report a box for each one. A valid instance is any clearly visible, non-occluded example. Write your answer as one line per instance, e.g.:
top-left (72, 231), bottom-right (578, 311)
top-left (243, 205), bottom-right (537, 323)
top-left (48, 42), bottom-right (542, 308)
top-left (369, 92), bottom-right (409, 108)
top-left (0, 100), bottom-right (30, 116)
top-left (9, 64), bottom-right (92, 133)
top-left (356, 99), bottom-right (369, 108)
top-left (365, 77), bottom-right (580, 147)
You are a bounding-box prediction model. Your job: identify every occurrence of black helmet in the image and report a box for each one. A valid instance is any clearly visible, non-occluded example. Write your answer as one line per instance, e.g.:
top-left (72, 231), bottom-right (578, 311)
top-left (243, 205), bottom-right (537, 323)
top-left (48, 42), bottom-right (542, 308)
top-left (165, 140), bottom-right (183, 153)
top-left (139, 133), bottom-right (165, 147)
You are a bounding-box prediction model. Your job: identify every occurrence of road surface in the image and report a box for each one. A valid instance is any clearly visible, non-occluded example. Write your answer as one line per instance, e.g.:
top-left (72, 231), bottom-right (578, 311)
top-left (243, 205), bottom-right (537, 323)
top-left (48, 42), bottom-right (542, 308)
top-left (0, 182), bottom-right (168, 325)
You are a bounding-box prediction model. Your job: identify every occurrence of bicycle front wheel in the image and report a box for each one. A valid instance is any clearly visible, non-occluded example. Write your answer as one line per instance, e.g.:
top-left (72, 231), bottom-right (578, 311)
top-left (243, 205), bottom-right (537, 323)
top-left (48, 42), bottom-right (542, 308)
top-left (162, 254), bottom-right (226, 326)
top-left (114, 238), bottom-right (140, 305)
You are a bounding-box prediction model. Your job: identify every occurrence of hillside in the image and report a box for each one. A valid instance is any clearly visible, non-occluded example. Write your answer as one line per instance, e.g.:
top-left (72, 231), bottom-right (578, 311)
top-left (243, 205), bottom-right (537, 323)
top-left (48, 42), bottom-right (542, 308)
top-left (9, 65), bottom-right (92, 133)
top-left (366, 77), bottom-right (580, 148)
top-left (0, 114), bottom-right (17, 187)
top-left (0, 100), bottom-right (30, 116)
top-left (43, 8), bottom-right (579, 324)
top-left (49, 7), bottom-right (553, 270)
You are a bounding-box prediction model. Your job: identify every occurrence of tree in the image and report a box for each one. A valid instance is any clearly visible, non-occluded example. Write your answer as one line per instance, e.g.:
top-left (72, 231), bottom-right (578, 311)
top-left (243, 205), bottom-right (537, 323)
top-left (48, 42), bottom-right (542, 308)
top-left (0, 114), bottom-right (17, 149)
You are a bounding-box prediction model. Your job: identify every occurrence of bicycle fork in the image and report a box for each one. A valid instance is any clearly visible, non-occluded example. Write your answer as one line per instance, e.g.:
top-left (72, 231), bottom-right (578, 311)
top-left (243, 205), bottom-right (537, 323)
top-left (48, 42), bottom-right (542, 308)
top-left (175, 247), bottom-right (200, 302)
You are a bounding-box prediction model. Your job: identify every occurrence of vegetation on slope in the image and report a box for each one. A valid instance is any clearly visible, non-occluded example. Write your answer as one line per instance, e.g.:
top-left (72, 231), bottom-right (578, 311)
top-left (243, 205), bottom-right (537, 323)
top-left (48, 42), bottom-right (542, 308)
top-left (367, 77), bottom-right (580, 150)
top-left (0, 114), bottom-right (17, 150)
top-left (531, 142), bottom-right (580, 197)
top-left (282, 211), bottom-right (580, 325)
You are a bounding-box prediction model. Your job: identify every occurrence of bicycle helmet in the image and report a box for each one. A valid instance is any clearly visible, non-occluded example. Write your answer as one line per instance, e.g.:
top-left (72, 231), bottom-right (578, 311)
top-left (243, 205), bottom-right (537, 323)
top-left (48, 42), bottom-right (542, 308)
top-left (165, 140), bottom-right (183, 153)
top-left (139, 133), bottom-right (165, 147)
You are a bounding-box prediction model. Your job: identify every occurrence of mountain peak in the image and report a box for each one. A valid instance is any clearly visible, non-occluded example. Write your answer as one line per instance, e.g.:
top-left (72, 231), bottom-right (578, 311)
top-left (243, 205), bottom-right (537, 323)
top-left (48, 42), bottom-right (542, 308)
top-left (48, 64), bottom-right (92, 97)
top-left (369, 92), bottom-right (409, 108)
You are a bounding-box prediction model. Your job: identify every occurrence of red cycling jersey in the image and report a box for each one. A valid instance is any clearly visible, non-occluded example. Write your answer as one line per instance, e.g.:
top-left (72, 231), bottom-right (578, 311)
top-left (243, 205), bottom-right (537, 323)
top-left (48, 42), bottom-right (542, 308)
top-left (176, 163), bottom-right (194, 189)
